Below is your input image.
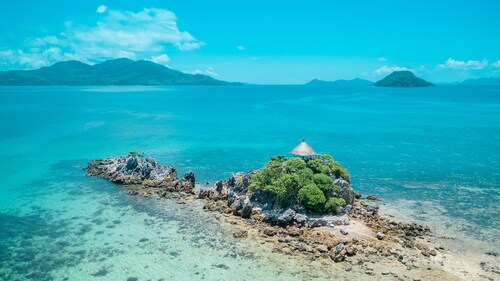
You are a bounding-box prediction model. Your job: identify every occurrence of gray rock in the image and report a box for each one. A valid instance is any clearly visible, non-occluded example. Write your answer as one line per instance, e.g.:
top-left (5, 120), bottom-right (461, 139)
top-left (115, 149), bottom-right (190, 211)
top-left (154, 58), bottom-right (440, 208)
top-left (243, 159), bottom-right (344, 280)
top-left (241, 197), bottom-right (253, 218)
top-left (308, 219), bottom-right (327, 228)
top-left (335, 178), bottom-right (355, 205)
top-left (86, 155), bottom-right (194, 193)
top-left (340, 228), bottom-right (348, 235)
top-left (335, 243), bottom-right (345, 254)
top-left (366, 194), bottom-right (381, 201)
top-left (293, 213), bottom-right (308, 226)
top-left (376, 232), bottom-right (385, 240)
top-left (277, 209), bottom-right (296, 225)
top-left (183, 171), bottom-right (195, 188)
top-left (343, 204), bottom-right (353, 214)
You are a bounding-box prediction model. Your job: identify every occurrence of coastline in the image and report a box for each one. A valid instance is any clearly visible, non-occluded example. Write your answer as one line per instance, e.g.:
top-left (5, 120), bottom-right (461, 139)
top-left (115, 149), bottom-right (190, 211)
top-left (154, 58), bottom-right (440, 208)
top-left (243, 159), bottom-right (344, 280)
top-left (103, 183), bottom-right (499, 281)
top-left (85, 155), bottom-right (499, 281)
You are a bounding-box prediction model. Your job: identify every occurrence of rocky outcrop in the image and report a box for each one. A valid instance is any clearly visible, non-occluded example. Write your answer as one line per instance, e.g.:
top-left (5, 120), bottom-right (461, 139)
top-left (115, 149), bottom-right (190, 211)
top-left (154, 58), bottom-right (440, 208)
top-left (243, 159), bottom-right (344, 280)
top-left (86, 155), bottom-right (195, 194)
top-left (335, 178), bottom-right (355, 205)
top-left (199, 171), bottom-right (354, 228)
top-left (85, 155), bottom-right (439, 272)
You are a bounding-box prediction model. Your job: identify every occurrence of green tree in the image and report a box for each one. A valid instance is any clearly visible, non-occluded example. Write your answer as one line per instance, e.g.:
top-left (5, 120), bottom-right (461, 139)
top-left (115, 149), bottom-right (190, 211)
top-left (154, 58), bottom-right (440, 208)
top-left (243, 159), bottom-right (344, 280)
top-left (298, 184), bottom-right (326, 212)
top-left (313, 173), bottom-right (334, 192)
top-left (329, 161), bottom-right (350, 182)
top-left (325, 197), bottom-right (346, 214)
top-left (284, 158), bottom-right (307, 172)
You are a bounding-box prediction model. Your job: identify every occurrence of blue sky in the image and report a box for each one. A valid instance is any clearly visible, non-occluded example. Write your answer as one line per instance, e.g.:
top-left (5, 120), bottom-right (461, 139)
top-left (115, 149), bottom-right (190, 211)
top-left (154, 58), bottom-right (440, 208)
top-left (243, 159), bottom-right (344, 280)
top-left (0, 0), bottom-right (499, 84)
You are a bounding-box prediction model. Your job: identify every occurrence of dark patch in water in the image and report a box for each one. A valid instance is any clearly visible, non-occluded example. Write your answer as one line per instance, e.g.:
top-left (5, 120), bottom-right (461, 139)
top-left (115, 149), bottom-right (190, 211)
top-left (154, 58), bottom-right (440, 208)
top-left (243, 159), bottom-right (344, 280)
top-left (90, 266), bottom-right (110, 277)
top-left (212, 263), bottom-right (229, 270)
top-left (139, 238), bottom-right (149, 243)
top-left (91, 218), bottom-right (105, 225)
top-left (76, 224), bottom-right (93, 235)
top-left (112, 220), bottom-right (122, 224)
top-left (127, 277), bottom-right (139, 281)
top-left (169, 251), bottom-right (180, 257)
top-left (73, 250), bottom-right (86, 257)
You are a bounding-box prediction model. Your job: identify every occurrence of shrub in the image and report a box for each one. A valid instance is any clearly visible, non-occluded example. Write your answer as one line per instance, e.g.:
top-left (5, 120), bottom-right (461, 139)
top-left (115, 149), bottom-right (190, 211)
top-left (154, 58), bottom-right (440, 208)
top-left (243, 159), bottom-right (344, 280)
top-left (313, 174), bottom-right (334, 192)
top-left (265, 182), bottom-right (288, 204)
top-left (324, 197), bottom-right (346, 214)
top-left (235, 177), bottom-right (244, 187)
top-left (296, 168), bottom-right (314, 187)
top-left (298, 184), bottom-right (326, 213)
top-left (265, 173), bottom-right (300, 205)
top-left (284, 158), bottom-right (307, 172)
top-left (307, 159), bottom-right (330, 174)
top-left (249, 156), bottom-right (285, 191)
top-left (129, 151), bottom-right (143, 157)
top-left (316, 154), bottom-right (334, 162)
top-left (329, 162), bottom-right (350, 182)
top-left (248, 154), bottom-right (352, 214)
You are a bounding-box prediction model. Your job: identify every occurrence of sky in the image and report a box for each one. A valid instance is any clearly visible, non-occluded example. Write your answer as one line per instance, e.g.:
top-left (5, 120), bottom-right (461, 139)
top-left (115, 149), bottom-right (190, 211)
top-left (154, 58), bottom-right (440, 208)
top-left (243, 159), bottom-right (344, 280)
top-left (0, 0), bottom-right (499, 84)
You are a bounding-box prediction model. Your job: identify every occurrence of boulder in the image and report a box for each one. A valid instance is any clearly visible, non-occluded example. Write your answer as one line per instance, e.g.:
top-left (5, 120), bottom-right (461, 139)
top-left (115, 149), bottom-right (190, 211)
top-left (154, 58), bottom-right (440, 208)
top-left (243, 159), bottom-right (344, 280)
top-left (278, 209), bottom-right (296, 225)
top-left (335, 179), bottom-right (355, 205)
top-left (366, 194), bottom-right (381, 201)
top-left (376, 232), bottom-right (385, 240)
top-left (293, 213), bottom-right (309, 227)
top-left (308, 219), bottom-right (328, 228)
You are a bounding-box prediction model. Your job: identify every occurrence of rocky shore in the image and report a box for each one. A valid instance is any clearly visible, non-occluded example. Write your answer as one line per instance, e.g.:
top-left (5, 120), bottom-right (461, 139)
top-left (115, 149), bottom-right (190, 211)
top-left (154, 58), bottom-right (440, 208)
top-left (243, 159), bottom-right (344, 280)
top-left (86, 155), bottom-right (195, 196)
top-left (86, 155), bottom-right (499, 281)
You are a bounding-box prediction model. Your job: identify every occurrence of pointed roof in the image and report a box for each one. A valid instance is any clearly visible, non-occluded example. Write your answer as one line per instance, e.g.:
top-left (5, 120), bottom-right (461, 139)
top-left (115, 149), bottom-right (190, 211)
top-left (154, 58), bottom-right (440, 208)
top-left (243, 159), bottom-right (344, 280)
top-left (291, 139), bottom-right (316, 157)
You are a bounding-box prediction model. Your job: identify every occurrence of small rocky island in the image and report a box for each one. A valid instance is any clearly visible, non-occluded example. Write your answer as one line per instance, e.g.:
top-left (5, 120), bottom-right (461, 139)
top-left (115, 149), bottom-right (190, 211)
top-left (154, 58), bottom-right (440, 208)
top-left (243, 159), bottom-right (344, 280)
top-left (85, 142), bottom-right (497, 280)
top-left (86, 153), bottom-right (195, 195)
top-left (374, 71), bottom-right (435, 87)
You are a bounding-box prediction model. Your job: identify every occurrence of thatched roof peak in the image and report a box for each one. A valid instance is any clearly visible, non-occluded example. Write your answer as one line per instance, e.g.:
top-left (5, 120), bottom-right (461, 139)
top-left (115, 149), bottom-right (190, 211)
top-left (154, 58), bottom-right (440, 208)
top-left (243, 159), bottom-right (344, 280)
top-left (291, 139), bottom-right (316, 157)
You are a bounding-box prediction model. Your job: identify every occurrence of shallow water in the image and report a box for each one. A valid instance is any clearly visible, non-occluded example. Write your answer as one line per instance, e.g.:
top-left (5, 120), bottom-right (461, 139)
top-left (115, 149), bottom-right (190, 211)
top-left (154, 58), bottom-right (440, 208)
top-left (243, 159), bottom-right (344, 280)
top-left (0, 85), bottom-right (499, 280)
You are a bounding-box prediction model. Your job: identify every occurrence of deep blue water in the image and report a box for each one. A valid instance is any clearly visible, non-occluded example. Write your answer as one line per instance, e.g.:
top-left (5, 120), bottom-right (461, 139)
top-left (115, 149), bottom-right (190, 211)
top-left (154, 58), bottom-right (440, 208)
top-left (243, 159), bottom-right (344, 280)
top-left (0, 85), bottom-right (499, 280)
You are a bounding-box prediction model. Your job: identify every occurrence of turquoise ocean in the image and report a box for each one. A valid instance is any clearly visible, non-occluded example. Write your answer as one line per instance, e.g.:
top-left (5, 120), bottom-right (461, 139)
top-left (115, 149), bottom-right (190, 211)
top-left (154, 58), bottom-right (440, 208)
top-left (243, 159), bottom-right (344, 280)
top-left (0, 85), bottom-right (499, 280)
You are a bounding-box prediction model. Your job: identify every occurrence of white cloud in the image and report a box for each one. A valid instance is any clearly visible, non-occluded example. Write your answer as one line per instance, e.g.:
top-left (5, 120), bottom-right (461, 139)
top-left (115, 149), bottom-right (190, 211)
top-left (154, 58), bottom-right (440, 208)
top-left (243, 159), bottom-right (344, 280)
top-left (0, 47), bottom-right (80, 69)
top-left (236, 45), bottom-right (245, 51)
top-left (0, 7), bottom-right (204, 69)
top-left (150, 54), bottom-right (170, 65)
top-left (492, 60), bottom-right (500, 68)
top-left (96, 5), bottom-right (107, 14)
top-left (438, 57), bottom-right (488, 70)
top-left (378, 57), bottom-right (387, 62)
top-left (374, 65), bottom-right (409, 75)
top-left (190, 66), bottom-right (218, 77)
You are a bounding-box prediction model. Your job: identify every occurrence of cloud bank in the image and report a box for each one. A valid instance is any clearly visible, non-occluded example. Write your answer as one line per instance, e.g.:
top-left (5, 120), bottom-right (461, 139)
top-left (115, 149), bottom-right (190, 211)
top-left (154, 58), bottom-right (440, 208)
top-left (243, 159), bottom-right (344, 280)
top-left (0, 7), bottom-right (204, 69)
top-left (438, 58), bottom-right (488, 70)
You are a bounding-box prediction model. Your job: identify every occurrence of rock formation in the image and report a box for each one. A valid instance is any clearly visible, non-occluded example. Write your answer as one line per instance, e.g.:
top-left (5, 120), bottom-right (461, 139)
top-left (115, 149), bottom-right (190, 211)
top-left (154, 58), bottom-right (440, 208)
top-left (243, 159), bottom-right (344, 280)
top-left (86, 155), bottom-right (195, 194)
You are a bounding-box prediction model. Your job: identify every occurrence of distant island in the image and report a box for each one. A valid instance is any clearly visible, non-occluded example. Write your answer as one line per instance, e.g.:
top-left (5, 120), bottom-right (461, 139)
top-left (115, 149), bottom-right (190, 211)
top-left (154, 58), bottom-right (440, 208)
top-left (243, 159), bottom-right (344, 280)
top-left (374, 71), bottom-right (435, 87)
top-left (0, 58), bottom-right (239, 86)
top-left (461, 77), bottom-right (500, 86)
top-left (306, 78), bottom-right (373, 87)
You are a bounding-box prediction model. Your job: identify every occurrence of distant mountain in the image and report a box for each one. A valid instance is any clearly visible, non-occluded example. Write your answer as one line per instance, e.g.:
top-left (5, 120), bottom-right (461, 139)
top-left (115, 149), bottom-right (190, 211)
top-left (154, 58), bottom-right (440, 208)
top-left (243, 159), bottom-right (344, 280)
top-left (306, 78), bottom-right (373, 87)
top-left (461, 78), bottom-right (500, 86)
top-left (374, 71), bottom-right (434, 87)
top-left (0, 58), bottom-right (239, 86)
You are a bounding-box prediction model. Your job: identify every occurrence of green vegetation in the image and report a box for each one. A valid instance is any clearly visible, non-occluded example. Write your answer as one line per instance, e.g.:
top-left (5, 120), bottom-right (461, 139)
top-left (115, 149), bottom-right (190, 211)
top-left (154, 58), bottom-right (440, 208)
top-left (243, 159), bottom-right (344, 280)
top-left (249, 154), bottom-right (351, 214)
top-left (129, 151), bottom-right (144, 157)
top-left (235, 177), bottom-right (244, 187)
top-left (298, 184), bottom-right (326, 213)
